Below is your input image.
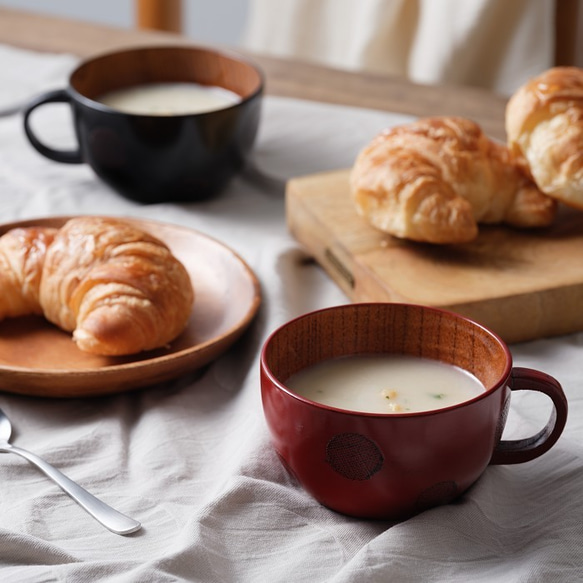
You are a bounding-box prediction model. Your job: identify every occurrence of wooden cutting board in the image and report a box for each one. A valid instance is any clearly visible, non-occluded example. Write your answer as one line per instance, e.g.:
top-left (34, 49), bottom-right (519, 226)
top-left (286, 169), bottom-right (583, 344)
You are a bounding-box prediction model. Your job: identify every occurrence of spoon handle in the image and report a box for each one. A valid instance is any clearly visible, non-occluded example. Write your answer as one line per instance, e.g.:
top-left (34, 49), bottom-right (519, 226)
top-left (0, 443), bottom-right (141, 535)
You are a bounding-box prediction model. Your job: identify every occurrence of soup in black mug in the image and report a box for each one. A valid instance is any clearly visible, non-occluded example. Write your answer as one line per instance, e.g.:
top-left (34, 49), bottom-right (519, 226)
top-left (23, 45), bottom-right (264, 203)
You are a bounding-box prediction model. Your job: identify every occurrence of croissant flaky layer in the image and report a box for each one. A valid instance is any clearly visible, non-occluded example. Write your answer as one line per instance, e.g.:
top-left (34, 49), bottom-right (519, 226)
top-left (350, 116), bottom-right (557, 244)
top-left (0, 217), bottom-right (194, 356)
top-left (506, 66), bottom-right (583, 209)
top-left (0, 226), bottom-right (57, 320)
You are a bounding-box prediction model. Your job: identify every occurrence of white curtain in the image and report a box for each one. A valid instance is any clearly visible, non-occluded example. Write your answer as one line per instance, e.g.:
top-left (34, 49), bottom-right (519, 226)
top-left (243, 0), bottom-right (554, 96)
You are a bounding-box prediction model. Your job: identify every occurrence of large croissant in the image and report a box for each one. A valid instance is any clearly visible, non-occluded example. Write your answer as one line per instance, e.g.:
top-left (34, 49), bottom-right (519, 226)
top-left (350, 116), bottom-right (557, 244)
top-left (506, 66), bottom-right (583, 209)
top-left (0, 217), bottom-right (194, 356)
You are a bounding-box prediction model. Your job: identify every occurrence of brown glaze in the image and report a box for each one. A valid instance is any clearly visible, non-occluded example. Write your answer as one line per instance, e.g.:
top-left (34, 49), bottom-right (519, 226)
top-left (263, 303), bottom-right (509, 389)
top-left (70, 46), bottom-right (262, 101)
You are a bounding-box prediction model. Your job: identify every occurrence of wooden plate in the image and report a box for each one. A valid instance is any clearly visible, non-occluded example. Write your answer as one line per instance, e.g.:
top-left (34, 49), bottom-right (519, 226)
top-left (0, 216), bottom-right (262, 398)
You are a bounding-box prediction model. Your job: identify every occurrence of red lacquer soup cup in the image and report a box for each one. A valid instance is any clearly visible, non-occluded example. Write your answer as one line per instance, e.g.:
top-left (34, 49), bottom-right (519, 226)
top-left (260, 303), bottom-right (567, 521)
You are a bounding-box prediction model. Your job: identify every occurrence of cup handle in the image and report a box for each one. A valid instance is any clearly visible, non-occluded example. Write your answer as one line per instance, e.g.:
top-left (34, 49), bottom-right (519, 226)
top-left (490, 367), bottom-right (568, 465)
top-left (23, 89), bottom-right (83, 164)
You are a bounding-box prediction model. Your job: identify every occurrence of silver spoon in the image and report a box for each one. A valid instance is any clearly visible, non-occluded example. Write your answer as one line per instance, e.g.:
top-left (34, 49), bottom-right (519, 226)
top-left (0, 408), bottom-right (141, 535)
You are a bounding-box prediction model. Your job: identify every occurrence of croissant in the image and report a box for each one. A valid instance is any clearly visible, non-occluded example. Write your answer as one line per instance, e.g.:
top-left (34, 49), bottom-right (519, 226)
top-left (350, 116), bottom-right (557, 244)
top-left (506, 66), bottom-right (583, 208)
top-left (0, 226), bottom-right (57, 320)
top-left (0, 217), bottom-right (194, 356)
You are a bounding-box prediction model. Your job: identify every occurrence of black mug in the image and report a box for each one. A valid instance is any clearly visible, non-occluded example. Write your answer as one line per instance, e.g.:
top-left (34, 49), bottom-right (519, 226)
top-left (23, 45), bottom-right (264, 203)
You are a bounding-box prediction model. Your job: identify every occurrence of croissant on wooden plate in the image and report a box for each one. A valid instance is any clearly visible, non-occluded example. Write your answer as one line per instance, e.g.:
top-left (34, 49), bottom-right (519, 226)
top-left (350, 116), bottom-right (557, 244)
top-left (506, 66), bottom-right (583, 209)
top-left (0, 216), bottom-right (194, 356)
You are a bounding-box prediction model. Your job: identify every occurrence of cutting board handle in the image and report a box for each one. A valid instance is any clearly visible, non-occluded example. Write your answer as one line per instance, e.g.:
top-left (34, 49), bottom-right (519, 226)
top-left (490, 367), bottom-right (568, 465)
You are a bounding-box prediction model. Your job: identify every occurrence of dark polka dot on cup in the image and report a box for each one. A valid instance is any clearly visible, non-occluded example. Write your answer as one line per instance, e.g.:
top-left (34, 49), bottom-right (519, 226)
top-left (325, 433), bottom-right (384, 480)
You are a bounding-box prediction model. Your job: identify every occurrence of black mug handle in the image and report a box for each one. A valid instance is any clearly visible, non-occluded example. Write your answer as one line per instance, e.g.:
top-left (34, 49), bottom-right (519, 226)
top-left (23, 88), bottom-right (83, 164)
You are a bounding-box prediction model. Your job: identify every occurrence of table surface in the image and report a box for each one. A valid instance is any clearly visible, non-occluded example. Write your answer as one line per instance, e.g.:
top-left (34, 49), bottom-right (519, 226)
top-left (0, 7), bottom-right (508, 141)
top-left (1, 9), bottom-right (580, 583)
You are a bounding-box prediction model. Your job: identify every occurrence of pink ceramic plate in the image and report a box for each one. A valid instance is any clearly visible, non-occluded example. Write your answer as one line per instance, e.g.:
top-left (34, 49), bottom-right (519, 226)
top-left (0, 216), bottom-right (261, 398)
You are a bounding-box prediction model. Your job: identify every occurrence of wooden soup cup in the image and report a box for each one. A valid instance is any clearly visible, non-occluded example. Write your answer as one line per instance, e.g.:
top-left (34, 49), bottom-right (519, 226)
top-left (260, 303), bottom-right (568, 520)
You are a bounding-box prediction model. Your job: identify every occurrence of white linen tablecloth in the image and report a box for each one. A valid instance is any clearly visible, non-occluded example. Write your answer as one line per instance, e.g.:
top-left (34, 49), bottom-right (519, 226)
top-left (0, 45), bottom-right (581, 583)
